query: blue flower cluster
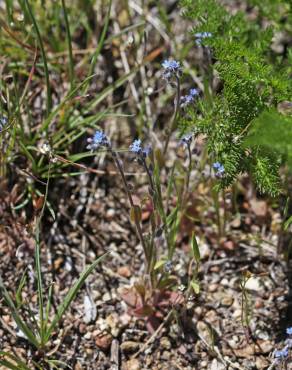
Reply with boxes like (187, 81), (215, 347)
(161, 59), (182, 81)
(129, 139), (142, 153)
(180, 88), (199, 108)
(195, 32), (212, 46)
(129, 139), (151, 158)
(87, 130), (110, 151)
(273, 326), (292, 361)
(180, 133), (193, 147)
(164, 260), (173, 273)
(213, 162), (225, 178)
(275, 348), (288, 359)
(0, 117), (8, 132)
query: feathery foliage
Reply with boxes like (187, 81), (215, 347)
(180, 0), (292, 196)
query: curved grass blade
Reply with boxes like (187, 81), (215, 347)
(61, 0), (74, 89)
(44, 252), (109, 343)
(0, 276), (40, 348)
(24, 0), (52, 116)
(0, 359), (20, 370)
(0, 352), (31, 370)
(88, 0), (112, 82)
(40, 73), (98, 133)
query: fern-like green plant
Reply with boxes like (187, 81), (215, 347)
(180, 0), (292, 196)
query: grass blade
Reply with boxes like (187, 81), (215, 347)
(44, 283), (53, 334)
(44, 253), (109, 343)
(15, 268), (27, 309)
(0, 276), (40, 348)
(35, 234), (44, 345)
(40, 73), (98, 133)
(0, 359), (20, 370)
(24, 0), (52, 116)
(89, 0), (112, 80)
(61, 0), (74, 89)
(0, 352), (31, 370)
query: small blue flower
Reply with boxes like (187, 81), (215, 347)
(213, 162), (222, 169)
(190, 88), (199, 96)
(0, 117), (8, 132)
(87, 130), (109, 151)
(180, 88), (199, 108)
(274, 348), (289, 359)
(162, 59), (181, 70)
(130, 139), (152, 158)
(287, 327), (292, 336)
(142, 145), (152, 157)
(195, 32), (212, 46)
(164, 260), (173, 273)
(180, 133), (193, 147)
(129, 139), (142, 153)
(213, 162), (225, 178)
(162, 59), (182, 80)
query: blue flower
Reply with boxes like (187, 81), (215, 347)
(162, 59), (182, 80)
(213, 162), (222, 169)
(213, 162), (225, 178)
(180, 133), (193, 147)
(0, 117), (8, 132)
(274, 348), (289, 359)
(180, 88), (199, 108)
(129, 139), (142, 154)
(190, 88), (199, 96)
(142, 145), (152, 157)
(162, 59), (181, 71)
(130, 140), (152, 158)
(195, 32), (212, 46)
(87, 130), (109, 150)
(287, 327), (292, 336)
(164, 260), (173, 273)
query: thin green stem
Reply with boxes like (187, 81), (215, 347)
(61, 0), (74, 89)
(4, 0), (13, 23)
(83, 0), (112, 93)
(142, 157), (155, 193)
(35, 161), (51, 347)
(24, 0), (52, 116)
(183, 143), (192, 206)
(222, 188), (227, 236)
(212, 187), (222, 238)
(163, 77), (181, 155)
(110, 150), (150, 271)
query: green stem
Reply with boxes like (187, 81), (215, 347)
(35, 161), (51, 346)
(163, 77), (181, 155)
(213, 187), (222, 237)
(111, 150), (150, 272)
(183, 143), (192, 206)
(61, 0), (74, 89)
(24, 0), (52, 116)
(4, 0), (13, 23)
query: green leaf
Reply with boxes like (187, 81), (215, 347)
(130, 205), (142, 223)
(0, 352), (30, 370)
(154, 259), (168, 270)
(15, 269), (27, 309)
(157, 276), (177, 290)
(284, 216), (292, 231)
(0, 276), (40, 348)
(44, 253), (108, 343)
(88, 0), (113, 81)
(190, 279), (200, 294)
(35, 228), (45, 344)
(191, 232), (200, 263)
